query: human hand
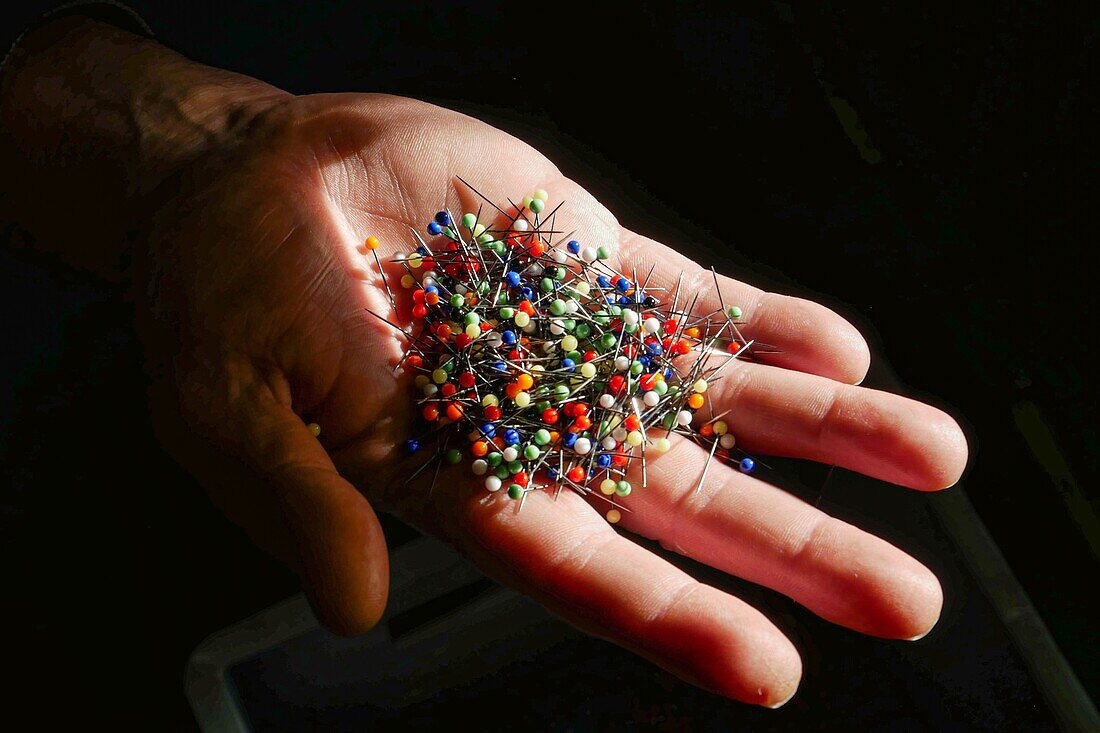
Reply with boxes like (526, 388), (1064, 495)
(0, 20), (967, 708)
(145, 92), (966, 707)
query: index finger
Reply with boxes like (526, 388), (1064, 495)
(471, 176), (874, 383)
(617, 229), (871, 384)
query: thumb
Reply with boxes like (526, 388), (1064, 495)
(233, 379), (390, 636)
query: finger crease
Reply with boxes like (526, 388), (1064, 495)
(643, 580), (701, 629)
(744, 289), (767, 328)
(814, 387), (845, 449)
(785, 512), (833, 577)
(546, 529), (618, 582)
(663, 481), (723, 554)
(720, 362), (754, 405)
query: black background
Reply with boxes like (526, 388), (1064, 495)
(1, 2), (1096, 730)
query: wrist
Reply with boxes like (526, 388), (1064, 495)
(109, 29), (291, 198)
(0, 16), (291, 275)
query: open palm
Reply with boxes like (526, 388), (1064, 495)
(151, 92), (967, 707)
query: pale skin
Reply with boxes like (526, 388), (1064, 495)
(0, 18), (968, 708)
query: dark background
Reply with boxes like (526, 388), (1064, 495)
(1, 1), (1096, 730)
